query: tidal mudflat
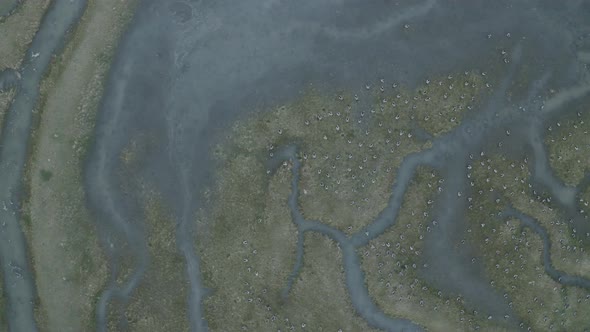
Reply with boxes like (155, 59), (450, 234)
(2, 0), (590, 331)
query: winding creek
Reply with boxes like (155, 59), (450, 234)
(0, 1), (87, 331)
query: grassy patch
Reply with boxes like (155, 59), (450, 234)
(39, 169), (52, 181)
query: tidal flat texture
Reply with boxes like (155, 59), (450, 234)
(2, 0), (590, 331)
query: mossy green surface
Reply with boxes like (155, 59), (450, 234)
(218, 72), (485, 236)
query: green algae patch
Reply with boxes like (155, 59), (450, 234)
(411, 71), (486, 137)
(220, 87), (428, 235)
(39, 169), (52, 181)
(470, 153), (590, 279)
(214, 72), (486, 236)
(199, 157), (378, 330)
